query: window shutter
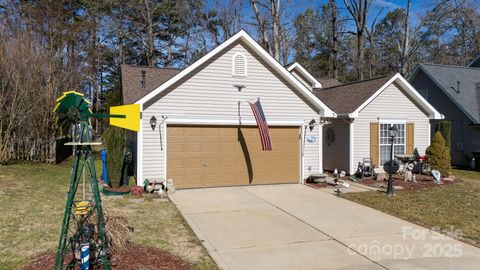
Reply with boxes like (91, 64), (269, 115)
(406, 123), (414, 154)
(370, 122), (379, 167)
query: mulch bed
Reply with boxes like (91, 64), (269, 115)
(305, 181), (331, 189)
(104, 186), (132, 193)
(358, 174), (459, 191)
(22, 244), (192, 270)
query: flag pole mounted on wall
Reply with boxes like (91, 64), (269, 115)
(248, 98), (272, 151)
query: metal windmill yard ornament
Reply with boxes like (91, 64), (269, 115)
(53, 91), (139, 270)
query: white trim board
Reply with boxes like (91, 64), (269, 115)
(349, 121), (355, 175)
(287, 62), (322, 89)
(165, 117), (305, 126)
(135, 30), (335, 118)
(348, 73), (443, 120)
(136, 103), (144, 186)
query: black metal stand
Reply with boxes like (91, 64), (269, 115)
(386, 137), (395, 196)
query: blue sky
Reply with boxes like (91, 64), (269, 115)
(207, 0), (441, 30)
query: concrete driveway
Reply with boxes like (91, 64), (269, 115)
(170, 184), (480, 270)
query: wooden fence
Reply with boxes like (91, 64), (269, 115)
(3, 135), (71, 163)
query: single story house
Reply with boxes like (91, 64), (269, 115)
(314, 74), (443, 174)
(121, 30), (335, 188)
(121, 30), (442, 188)
(409, 63), (480, 166)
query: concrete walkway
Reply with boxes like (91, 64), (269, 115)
(170, 184), (480, 270)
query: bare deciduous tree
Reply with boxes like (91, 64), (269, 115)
(343, 0), (370, 80)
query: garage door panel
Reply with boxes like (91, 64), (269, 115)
(186, 143), (202, 152)
(203, 143), (219, 152)
(167, 125), (299, 188)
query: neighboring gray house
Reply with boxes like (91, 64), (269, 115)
(467, 55), (480, 68)
(315, 74), (442, 174)
(409, 63), (480, 166)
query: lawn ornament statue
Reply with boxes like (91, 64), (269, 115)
(53, 91), (139, 270)
(404, 163), (415, 182)
(431, 170), (441, 184)
(120, 148), (134, 187)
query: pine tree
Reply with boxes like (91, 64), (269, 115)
(426, 131), (452, 177)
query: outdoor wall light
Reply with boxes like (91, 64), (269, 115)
(386, 125), (399, 196)
(233, 84), (246, 91)
(308, 119), (316, 131)
(150, 115), (157, 131)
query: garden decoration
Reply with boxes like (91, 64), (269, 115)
(101, 149), (108, 185)
(53, 91), (139, 270)
(404, 163), (415, 182)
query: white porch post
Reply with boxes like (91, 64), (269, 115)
(318, 120), (323, 173)
(136, 104), (143, 186)
(349, 120), (355, 175)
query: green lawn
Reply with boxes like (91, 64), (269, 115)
(342, 169), (480, 247)
(0, 161), (218, 270)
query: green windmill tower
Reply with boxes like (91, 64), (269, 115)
(53, 91), (139, 269)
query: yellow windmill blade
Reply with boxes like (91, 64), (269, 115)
(109, 104), (140, 132)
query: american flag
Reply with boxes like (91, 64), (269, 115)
(249, 99), (272, 151)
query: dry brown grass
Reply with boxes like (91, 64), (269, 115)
(0, 161), (218, 270)
(103, 208), (134, 256)
(342, 169), (480, 248)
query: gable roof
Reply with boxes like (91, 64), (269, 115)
(315, 73), (443, 119)
(314, 75), (393, 115)
(410, 63), (480, 124)
(286, 62), (322, 89)
(134, 30), (335, 117)
(121, 65), (181, 104)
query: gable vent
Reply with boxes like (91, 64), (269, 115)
(232, 53), (247, 76)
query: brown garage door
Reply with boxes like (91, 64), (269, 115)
(167, 125), (300, 188)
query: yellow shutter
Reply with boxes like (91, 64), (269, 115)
(370, 122), (379, 167)
(406, 123), (414, 154)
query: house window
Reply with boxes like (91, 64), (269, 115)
(232, 53), (247, 76)
(379, 123), (405, 166)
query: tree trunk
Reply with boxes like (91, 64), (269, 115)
(145, 0), (154, 67)
(250, 0), (272, 55)
(401, 0), (411, 75)
(357, 30), (365, 80)
(280, 25), (288, 65)
(343, 0), (368, 80)
(272, 0), (281, 61)
(329, 0), (338, 79)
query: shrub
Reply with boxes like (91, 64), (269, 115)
(437, 121), (451, 149)
(426, 131), (451, 177)
(104, 126), (125, 187)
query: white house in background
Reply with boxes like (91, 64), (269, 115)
(314, 73), (443, 174)
(121, 30), (335, 188)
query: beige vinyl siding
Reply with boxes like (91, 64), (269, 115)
(290, 69), (313, 90)
(354, 82), (430, 172)
(323, 119), (350, 172)
(140, 41), (320, 183)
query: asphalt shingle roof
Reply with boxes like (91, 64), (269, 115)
(418, 64), (480, 124)
(318, 77), (342, 88)
(121, 64), (182, 104)
(314, 75), (394, 115)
